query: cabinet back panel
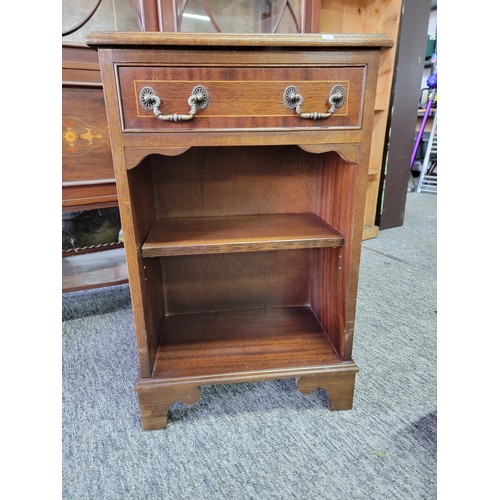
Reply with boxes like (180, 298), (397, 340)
(152, 146), (316, 218)
(162, 250), (312, 314)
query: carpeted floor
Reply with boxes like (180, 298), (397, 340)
(62, 192), (437, 500)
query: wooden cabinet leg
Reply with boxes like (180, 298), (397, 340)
(136, 383), (201, 430)
(296, 371), (357, 411)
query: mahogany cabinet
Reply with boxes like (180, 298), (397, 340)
(86, 32), (392, 430)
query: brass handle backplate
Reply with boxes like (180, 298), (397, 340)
(283, 85), (346, 120)
(139, 85), (209, 122)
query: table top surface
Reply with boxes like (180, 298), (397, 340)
(85, 32), (394, 49)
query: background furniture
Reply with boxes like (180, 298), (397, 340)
(376, 0), (435, 228)
(317, 0), (402, 239)
(62, 43), (129, 292)
(87, 31), (391, 429)
(62, 0), (321, 292)
(62, 0), (142, 291)
(65, 1), (439, 291)
(152, 0), (405, 238)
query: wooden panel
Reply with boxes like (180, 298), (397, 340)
(81, 54), (163, 377)
(339, 0), (401, 108)
(141, 0), (161, 31)
(126, 158), (166, 375)
(122, 129), (362, 150)
(62, 43), (123, 292)
(62, 43), (117, 210)
(62, 68), (102, 85)
(142, 213), (344, 257)
(157, 0), (177, 31)
(301, 0), (322, 32)
(363, 173), (380, 234)
(318, 0), (402, 240)
(378, 0), (431, 229)
(319, 0), (345, 33)
(162, 250), (310, 315)
(63, 43), (100, 65)
(368, 109), (388, 173)
(85, 31), (393, 47)
(62, 87), (113, 183)
(362, 225), (379, 240)
(151, 146), (317, 218)
(62, 248), (128, 293)
(62, 182), (118, 209)
(118, 65), (365, 132)
(311, 151), (358, 358)
(109, 46), (375, 67)
(152, 306), (342, 380)
(340, 0), (401, 238)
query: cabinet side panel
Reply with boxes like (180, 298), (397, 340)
(98, 49), (157, 378)
(343, 50), (380, 358)
(311, 51), (380, 360)
(127, 160), (166, 372)
(311, 152), (358, 358)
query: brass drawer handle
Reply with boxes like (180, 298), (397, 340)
(139, 85), (209, 122)
(283, 85), (345, 120)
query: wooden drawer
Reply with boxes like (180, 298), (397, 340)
(117, 65), (366, 132)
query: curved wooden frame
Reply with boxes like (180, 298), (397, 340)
(175, 0), (301, 33)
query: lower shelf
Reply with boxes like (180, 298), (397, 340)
(151, 306), (342, 382)
(62, 247), (128, 292)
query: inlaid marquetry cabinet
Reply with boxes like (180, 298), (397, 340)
(86, 32), (392, 430)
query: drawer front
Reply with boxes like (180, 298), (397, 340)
(117, 66), (366, 132)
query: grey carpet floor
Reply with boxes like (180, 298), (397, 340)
(62, 192), (437, 500)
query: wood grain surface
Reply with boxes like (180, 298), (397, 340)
(152, 306), (342, 380)
(142, 213), (344, 257)
(90, 33), (384, 427)
(85, 31), (393, 48)
(118, 65), (364, 131)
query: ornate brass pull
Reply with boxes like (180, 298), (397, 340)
(139, 85), (209, 122)
(283, 85), (345, 120)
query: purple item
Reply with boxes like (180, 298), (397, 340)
(410, 72), (437, 170)
(427, 72), (437, 89)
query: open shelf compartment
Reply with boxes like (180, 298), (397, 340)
(152, 306), (342, 382)
(127, 146), (357, 382)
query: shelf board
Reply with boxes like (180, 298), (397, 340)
(152, 306), (342, 382)
(142, 213), (344, 257)
(62, 247), (128, 292)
